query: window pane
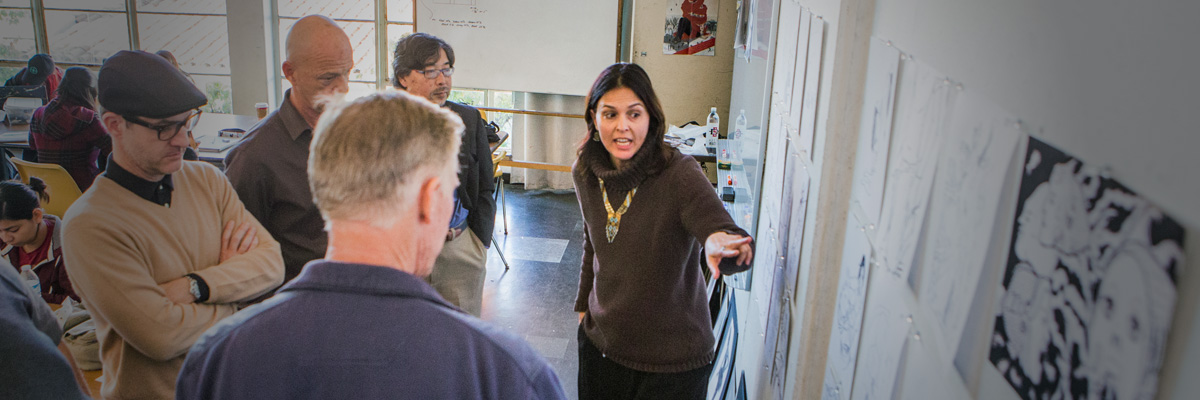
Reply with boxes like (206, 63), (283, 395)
(0, 8), (36, 62)
(387, 0), (413, 23)
(137, 0), (225, 14)
(385, 23), (414, 83)
(0, 65), (21, 82)
(278, 18), (376, 82)
(278, 78), (376, 102)
(278, 0), (372, 20)
(448, 89), (484, 107)
(44, 0), (124, 11)
(192, 74), (232, 114)
(490, 91), (514, 134)
(46, 10), (130, 65)
(0, 1), (28, 7)
(138, 14), (230, 74)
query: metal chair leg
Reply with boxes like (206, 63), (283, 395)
(492, 238), (510, 270)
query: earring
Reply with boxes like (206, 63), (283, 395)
(592, 132), (600, 142)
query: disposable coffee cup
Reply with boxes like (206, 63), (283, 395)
(255, 102), (269, 119)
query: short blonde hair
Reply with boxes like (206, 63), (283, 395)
(308, 90), (463, 221)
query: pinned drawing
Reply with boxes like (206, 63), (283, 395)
(795, 14), (824, 161)
(762, 146), (811, 389)
(916, 91), (1020, 357)
(708, 293), (739, 399)
(990, 137), (1185, 400)
(768, 0), (803, 116)
(850, 274), (914, 400)
(849, 38), (900, 227)
(664, 0), (720, 56)
(821, 217), (873, 400)
(874, 57), (957, 279)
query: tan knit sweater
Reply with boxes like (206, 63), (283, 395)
(63, 161), (284, 400)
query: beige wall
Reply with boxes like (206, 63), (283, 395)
(630, 0), (737, 131)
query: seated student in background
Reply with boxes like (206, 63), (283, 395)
(0, 178), (79, 304)
(29, 66), (112, 191)
(177, 91), (566, 400)
(63, 50), (284, 400)
(0, 258), (89, 399)
(2, 54), (64, 104)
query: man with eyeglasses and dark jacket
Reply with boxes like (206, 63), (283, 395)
(392, 33), (496, 317)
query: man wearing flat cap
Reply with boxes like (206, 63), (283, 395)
(62, 50), (284, 400)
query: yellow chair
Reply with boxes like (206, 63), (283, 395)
(9, 157), (84, 218)
(491, 150), (511, 270)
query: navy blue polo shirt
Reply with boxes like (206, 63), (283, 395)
(176, 261), (566, 400)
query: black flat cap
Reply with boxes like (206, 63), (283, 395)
(99, 50), (206, 119)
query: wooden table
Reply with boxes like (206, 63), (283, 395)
(0, 114), (260, 167)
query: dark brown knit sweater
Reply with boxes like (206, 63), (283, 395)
(573, 144), (749, 373)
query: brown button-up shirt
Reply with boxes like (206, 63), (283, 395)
(224, 90), (323, 282)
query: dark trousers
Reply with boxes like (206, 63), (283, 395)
(578, 324), (713, 400)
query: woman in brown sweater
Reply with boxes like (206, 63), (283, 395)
(573, 63), (754, 399)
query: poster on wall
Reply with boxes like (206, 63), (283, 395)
(989, 136), (1186, 400)
(664, 0), (719, 56)
(733, 0), (753, 61)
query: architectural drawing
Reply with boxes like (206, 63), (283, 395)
(821, 219), (872, 400)
(709, 294), (739, 399)
(786, 10), (812, 132)
(769, 0), (802, 116)
(850, 274), (913, 400)
(874, 57), (957, 279)
(849, 38), (900, 227)
(990, 137), (1185, 400)
(795, 15), (823, 161)
(916, 91), (1020, 357)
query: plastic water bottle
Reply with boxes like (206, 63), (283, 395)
(705, 107), (720, 152)
(20, 265), (40, 293)
(733, 110), (747, 164)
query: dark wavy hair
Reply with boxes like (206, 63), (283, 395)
(0, 178), (48, 221)
(56, 67), (98, 110)
(391, 33), (455, 89)
(577, 63), (670, 165)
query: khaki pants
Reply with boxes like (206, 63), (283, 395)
(426, 229), (487, 316)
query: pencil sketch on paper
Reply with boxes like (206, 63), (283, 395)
(709, 293), (739, 399)
(769, 0), (802, 116)
(916, 91), (1020, 357)
(821, 223), (872, 400)
(990, 137), (1185, 400)
(795, 15), (823, 161)
(850, 274), (913, 400)
(786, 10), (812, 132)
(849, 38), (900, 227)
(763, 147), (807, 380)
(874, 58), (957, 279)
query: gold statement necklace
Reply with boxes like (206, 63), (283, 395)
(598, 178), (637, 243)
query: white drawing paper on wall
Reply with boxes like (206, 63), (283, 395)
(795, 14), (824, 161)
(850, 273), (913, 400)
(786, 10), (812, 136)
(761, 146), (810, 386)
(820, 217), (872, 400)
(769, 0), (802, 117)
(849, 38), (900, 227)
(873, 57), (957, 279)
(916, 91), (1020, 358)
(989, 137), (1185, 400)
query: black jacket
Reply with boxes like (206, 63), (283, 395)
(445, 101), (496, 246)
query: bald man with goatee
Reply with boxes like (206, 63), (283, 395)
(225, 15), (353, 283)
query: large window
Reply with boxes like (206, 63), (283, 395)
(275, 0), (414, 99)
(0, 0), (232, 113)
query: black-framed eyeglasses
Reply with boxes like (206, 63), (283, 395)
(122, 110), (203, 141)
(419, 67), (454, 79)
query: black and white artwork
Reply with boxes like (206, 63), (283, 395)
(708, 294), (739, 400)
(990, 137), (1185, 400)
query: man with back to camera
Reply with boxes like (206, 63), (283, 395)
(62, 50), (284, 399)
(392, 32), (495, 317)
(225, 15), (354, 283)
(176, 90), (567, 400)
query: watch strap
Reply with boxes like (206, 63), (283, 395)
(185, 273), (210, 303)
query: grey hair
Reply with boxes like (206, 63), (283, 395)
(308, 90), (463, 222)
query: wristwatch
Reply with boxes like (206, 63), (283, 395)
(187, 275), (202, 301)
